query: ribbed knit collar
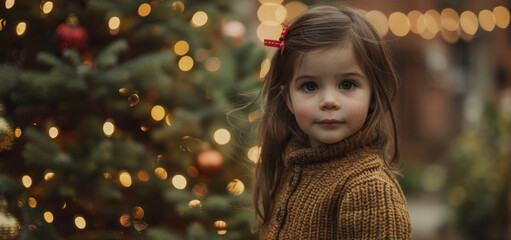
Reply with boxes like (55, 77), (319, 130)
(283, 126), (381, 166)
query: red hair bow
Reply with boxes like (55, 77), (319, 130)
(264, 25), (290, 55)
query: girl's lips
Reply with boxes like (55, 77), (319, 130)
(316, 120), (343, 126)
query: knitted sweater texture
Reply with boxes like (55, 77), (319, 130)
(259, 131), (412, 239)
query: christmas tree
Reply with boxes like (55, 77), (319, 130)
(0, 0), (264, 239)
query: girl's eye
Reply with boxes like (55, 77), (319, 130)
(340, 81), (355, 90)
(301, 82), (318, 92)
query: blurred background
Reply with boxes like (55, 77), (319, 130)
(0, 0), (510, 239)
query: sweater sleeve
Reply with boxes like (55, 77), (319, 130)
(337, 177), (412, 239)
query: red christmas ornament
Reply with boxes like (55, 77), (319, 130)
(194, 149), (224, 178)
(55, 14), (88, 54)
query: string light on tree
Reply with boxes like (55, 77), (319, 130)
(44, 170), (55, 181)
(441, 8), (460, 31)
(389, 12), (410, 37)
(214, 220), (227, 235)
(74, 215), (86, 229)
(138, 3), (151, 17)
(138, 170), (150, 182)
(247, 146), (261, 163)
(154, 167), (168, 180)
(205, 57), (221, 72)
(132, 206), (144, 219)
(172, 1), (185, 13)
(43, 211), (54, 223)
(258, 3), (287, 23)
(48, 126), (59, 139)
(171, 175), (187, 190)
(16, 22), (26, 36)
(22, 175), (32, 188)
(27, 197), (37, 208)
(226, 179), (245, 195)
(119, 214), (131, 227)
(191, 11), (208, 27)
(178, 56), (194, 71)
(213, 128), (230, 145)
(174, 40), (189, 56)
(41, 1), (53, 14)
(151, 105), (165, 121)
(108, 16), (120, 35)
(365, 10), (388, 37)
(188, 199), (202, 208)
(119, 171), (132, 187)
(5, 0), (14, 9)
(103, 119), (115, 137)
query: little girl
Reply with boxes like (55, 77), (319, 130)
(253, 4), (412, 239)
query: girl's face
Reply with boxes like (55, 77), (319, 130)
(286, 43), (371, 147)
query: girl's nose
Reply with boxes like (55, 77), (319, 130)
(319, 90), (340, 110)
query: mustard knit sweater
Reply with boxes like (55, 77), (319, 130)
(259, 132), (412, 239)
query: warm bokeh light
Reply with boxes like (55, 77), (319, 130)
(42, 1), (53, 14)
(119, 171), (132, 187)
(16, 22), (26, 36)
(108, 16), (120, 30)
(154, 167), (168, 180)
(15, 127), (22, 137)
(48, 126), (59, 138)
(258, 3), (287, 23)
(460, 11), (479, 35)
(187, 166), (199, 177)
(138, 3), (151, 17)
(222, 20), (246, 39)
(5, 0), (14, 9)
(22, 175), (32, 188)
(174, 40), (189, 56)
(172, 175), (187, 190)
(62, 202), (67, 209)
(259, 58), (271, 79)
(165, 114), (173, 126)
(205, 57), (221, 72)
(365, 10), (388, 37)
(74, 216), (86, 229)
(178, 56), (194, 71)
(191, 11), (208, 27)
(151, 105), (165, 121)
(44, 170), (55, 181)
(192, 183), (208, 198)
(103, 119), (115, 137)
(257, 22), (283, 44)
(138, 170), (150, 182)
(494, 6), (510, 29)
(440, 28), (460, 44)
(226, 179), (245, 195)
(188, 199), (202, 208)
(44, 211), (54, 223)
(132, 206), (144, 219)
(441, 8), (459, 31)
(128, 93), (139, 107)
(214, 220), (227, 235)
(479, 9), (496, 31)
(120, 214), (131, 227)
(284, 1), (307, 23)
(103, 172), (112, 180)
(259, 0), (283, 3)
(213, 128), (231, 145)
(425, 9), (441, 34)
(28, 197), (37, 208)
(417, 14), (436, 35)
(408, 10), (424, 34)
(389, 12), (410, 37)
(172, 1), (184, 13)
(247, 146), (261, 163)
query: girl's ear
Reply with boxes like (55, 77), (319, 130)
(282, 85), (295, 114)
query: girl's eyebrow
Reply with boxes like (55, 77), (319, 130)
(337, 72), (366, 79)
(293, 75), (317, 82)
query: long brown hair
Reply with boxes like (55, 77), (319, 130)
(253, 4), (400, 227)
